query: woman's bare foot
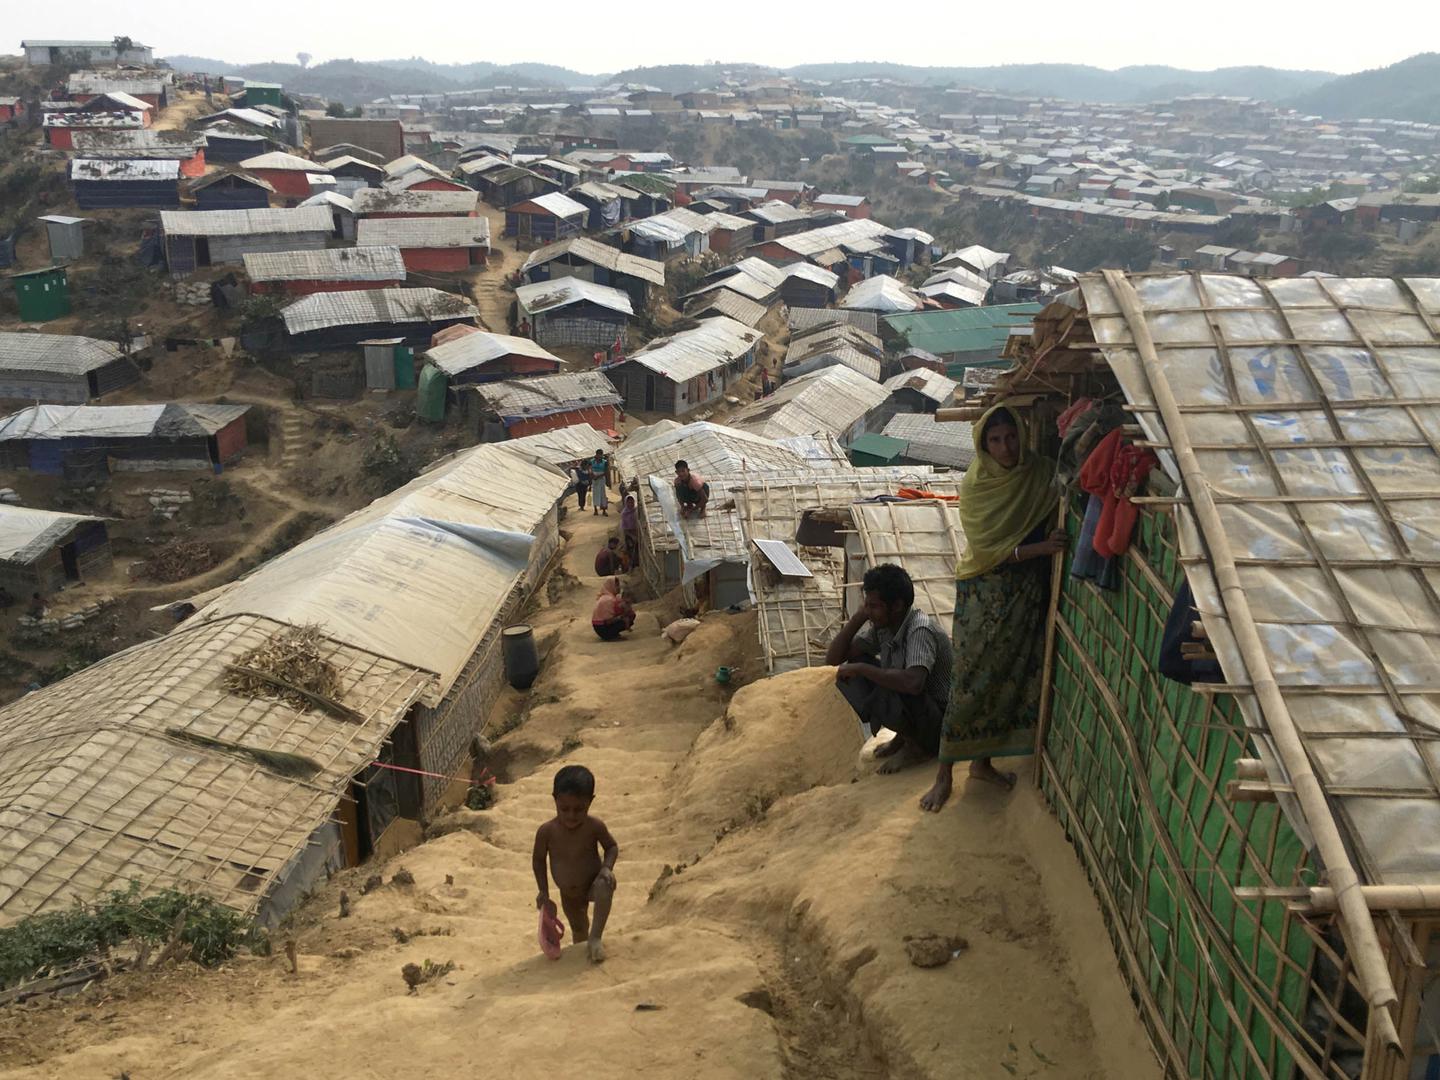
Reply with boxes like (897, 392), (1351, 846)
(919, 763), (954, 812)
(587, 938), (606, 964)
(968, 759), (1017, 791)
(872, 733), (905, 759)
(877, 741), (929, 775)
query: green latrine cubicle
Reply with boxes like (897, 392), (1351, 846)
(10, 266), (70, 322)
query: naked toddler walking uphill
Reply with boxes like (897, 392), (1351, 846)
(532, 765), (619, 963)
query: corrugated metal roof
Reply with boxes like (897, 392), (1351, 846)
(243, 246), (407, 283)
(424, 331), (561, 376)
(516, 278), (633, 317)
(691, 290), (768, 328)
(472, 372), (621, 420)
(160, 205), (334, 238)
(784, 262), (840, 289)
(710, 257), (787, 293)
(786, 308), (878, 334)
(282, 288), (479, 335)
(775, 217), (891, 259)
(520, 237), (664, 288)
(882, 302), (1043, 357)
(356, 216), (490, 249)
(625, 316), (761, 382)
(746, 200), (811, 224)
(520, 191), (588, 219)
(731, 365), (888, 441)
(241, 151), (326, 172)
(882, 367), (958, 405)
(0, 332), (125, 375)
(69, 158), (179, 181)
(0, 506), (105, 565)
(352, 187), (478, 216)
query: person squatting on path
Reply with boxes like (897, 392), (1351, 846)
(590, 450), (611, 516)
(674, 460), (709, 518)
(919, 401), (1065, 813)
(828, 563), (952, 774)
(532, 765), (618, 963)
(594, 536), (627, 577)
(591, 577), (635, 640)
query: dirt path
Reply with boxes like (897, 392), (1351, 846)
(468, 203), (515, 332)
(0, 510), (1161, 1080)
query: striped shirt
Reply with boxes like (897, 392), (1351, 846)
(853, 606), (953, 712)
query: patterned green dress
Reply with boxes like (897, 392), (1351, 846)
(939, 557), (1050, 763)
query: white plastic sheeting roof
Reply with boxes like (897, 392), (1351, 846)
(515, 277), (633, 317)
(424, 331), (561, 377)
(195, 443), (570, 705)
(625, 316), (761, 383)
(243, 246), (406, 283)
(281, 288), (478, 335)
(841, 274), (925, 313)
(160, 205), (333, 238)
(731, 366), (889, 441)
(0, 505), (104, 564)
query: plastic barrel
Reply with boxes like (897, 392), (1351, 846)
(502, 624), (539, 690)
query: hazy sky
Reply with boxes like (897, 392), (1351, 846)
(14, 0), (1436, 74)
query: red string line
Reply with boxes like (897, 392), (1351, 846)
(368, 761), (495, 786)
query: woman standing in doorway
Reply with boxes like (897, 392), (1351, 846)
(919, 401), (1064, 812)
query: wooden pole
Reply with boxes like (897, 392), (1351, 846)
(1031, 499), (1067, 784)
(1100, 268), (1402, 1052)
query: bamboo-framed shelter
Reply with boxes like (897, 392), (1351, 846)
(735, 471), (959, 673)
(950, 270), (1440, 1079)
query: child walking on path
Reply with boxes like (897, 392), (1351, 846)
(532, 765), (619, 962)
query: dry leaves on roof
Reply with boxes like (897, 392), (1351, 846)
(223, 624), (354, 720)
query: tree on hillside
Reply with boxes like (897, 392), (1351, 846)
(324, 101), (348, 117)
(297, 53), (313, 70)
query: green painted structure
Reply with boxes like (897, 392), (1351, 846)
(883, 303), (1041, 369)
(415, 363), (447, 422)
(242, 83), (284, 109)
(11, 266), (70, 322)
(846, 432), (906, 466)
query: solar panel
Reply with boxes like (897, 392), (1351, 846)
(752, 538), (813, 578)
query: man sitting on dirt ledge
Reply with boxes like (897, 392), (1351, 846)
(827, 563), (950, 773)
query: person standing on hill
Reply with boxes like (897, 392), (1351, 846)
(919, 402), (1064, 812)
(590, 450), (611, 517)
(827, 563), (950, 774)
(571, 458), (590, 510)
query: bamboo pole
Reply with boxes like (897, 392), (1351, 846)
(1100, 268), (1402, 1052)
(1234, 885), (1440, 914)
(1031, 499), (1067, 780)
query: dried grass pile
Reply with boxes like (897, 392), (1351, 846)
(223, 624), (351, 717)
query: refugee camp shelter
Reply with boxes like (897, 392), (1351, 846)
(0, 331), (141, 402)
(240, 151), (329, 201)
(879, 410), (973, 468)
(881, 367), (958, 413)
(468, 371), (621, 439)
(424, 330), (562, 386)
(783, 323), (885, 382)
(0, 439), (574, 930)
(519, 237), (664, 312)
(609, 317), (761, 417)
(0, 505), (110, 593)
(351, 187), (479, 218)
(69, 158), (180, 209)
(882, 302), (1042, 375)
(973, 270), (1440, 1080)
(839, 274), (924, 313)
(0, 403), (250, 475)
(515, 278), (633, 351)
(160, 206), (333, 275)
(355, 216), (490, 271)
(189, 170), (276, 211)
(243, 246), (407, 296)
(505, 192), (588, 248)
(732, 364), (888, 442)
(281, 288), (478, 351)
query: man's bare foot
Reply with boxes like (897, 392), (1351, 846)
(587, 938), (606, 964)
(872, 733), (905, 759)
(877, 741), (929, 775)
(968, 761), (1017, 791)
(919, 772), (952, 812)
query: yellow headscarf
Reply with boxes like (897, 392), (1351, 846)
(954, 400), (1059, 580)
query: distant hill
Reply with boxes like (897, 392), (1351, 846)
(161, 55), (603, 100)
(1287, 53), (1440, 122)
(605, 63), (779, 93)
(783, 61), (1337, 102)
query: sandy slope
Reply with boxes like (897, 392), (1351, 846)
(0, 509), (1159, 1080)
